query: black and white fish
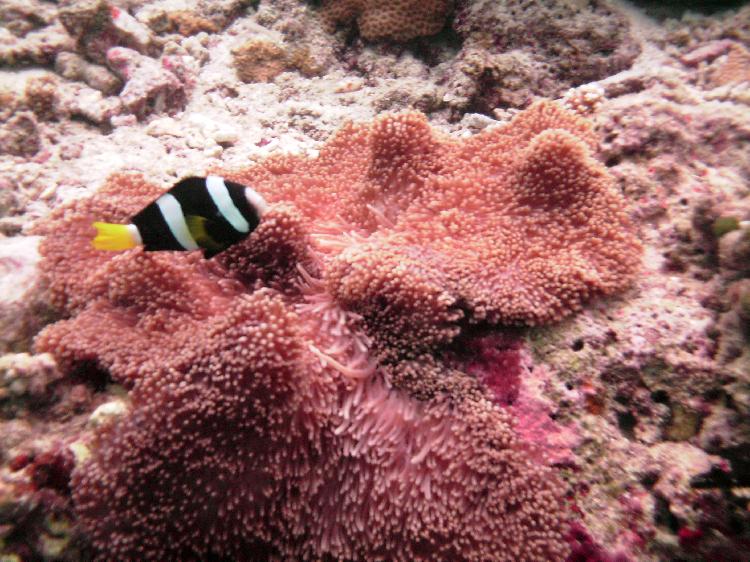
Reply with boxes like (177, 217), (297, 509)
(92, 176), (268, 258)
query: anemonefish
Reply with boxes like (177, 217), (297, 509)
(92, 176), (268, 258)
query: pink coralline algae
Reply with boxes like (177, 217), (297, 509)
(447, 335), (581, 467)
(33, 102), (642, 560)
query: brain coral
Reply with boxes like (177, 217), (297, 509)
(34, 101), (641, 560)
(321, 0), (454, 41)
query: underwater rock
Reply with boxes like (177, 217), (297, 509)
(638, 442), (725, 523)
(57, 82), (123, 125)
(54, 52), (122, 96)
(664, 3), (750, 51)
(0, 112), (41, 158)
(23, 75), (59, 121)
(445, 0), (640, 113)
(106, 47), (186, 118)
(144, 9), (219, 36)
(708, 42), (750, 87)
(718, 226), (750, 275)
(680, 39), (735, 66)
(136, 0), (249, 36)
(0, 353), (60, 417)
(712, 278), (750, 365)
(0, 21), (74, 67)
(86, 399), (128, 429)
(0, 0), (57, 38)
(58, 0), (154, 64)
(562, 83), (606, 116)
(0, 237), (48, 353)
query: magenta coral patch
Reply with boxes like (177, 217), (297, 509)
(461, 334), (524, 406)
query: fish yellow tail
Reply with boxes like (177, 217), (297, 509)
(91, 222), (139, 251)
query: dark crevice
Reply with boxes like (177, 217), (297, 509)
(616, 409), (637, 439)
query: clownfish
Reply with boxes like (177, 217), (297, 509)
(92, 176), (268, 258)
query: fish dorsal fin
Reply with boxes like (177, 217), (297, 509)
(184, 215), (223, 251)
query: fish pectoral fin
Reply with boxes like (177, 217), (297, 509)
(91, 222), (138, 251)
(184, 215), (223, 251)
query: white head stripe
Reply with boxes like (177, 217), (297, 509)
(206, 176), (250, 233)
(244, 186), (268, 217)
(127, 224), (143, 246)
(156, 193), (199, 250)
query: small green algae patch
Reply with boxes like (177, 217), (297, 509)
(712, 216), (740, 238)
(664, 403), (701, 441)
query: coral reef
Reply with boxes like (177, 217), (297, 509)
(0, 112), (41, 158)
(529, 7), (750, 556)
(137, 0), (250, 35)
(2, 0), (750, 560)
(321, 0), (454, 41)
(0, 236), (50, 353)
(710, 42), (750, 86)
(28, 101), (641, 559)
(57, 0), (155, 64)
(54, 52), (122, 96)
(0, 0), (74, 67)
(444, 0), (641, 113)
(0, 353), (59, 418)
(664, 3), (750, 51)
(106, 46), (186, 118)
(316, 0), (641, 117)
(233, 38), (290, 82)
(232, 37), (324, 83)
(0, 0), (250, 126)
(0, 350), (95, 560)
